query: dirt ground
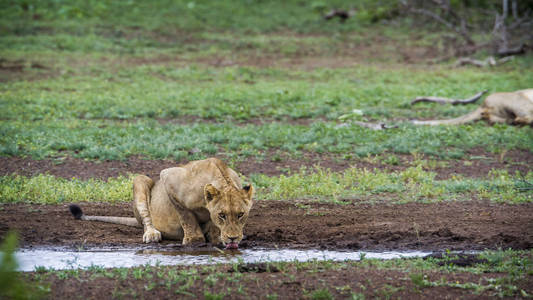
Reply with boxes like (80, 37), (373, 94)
(1, 147), (531, 181)
(2, 200), (531, 251)
(35, 259), (533, 300)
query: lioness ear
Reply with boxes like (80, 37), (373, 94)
(243, 184), (254, 200)
(204, 184), (220, 202)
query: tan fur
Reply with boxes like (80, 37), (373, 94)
(80, 158), (254, 246)
(412, 89), (533, 126)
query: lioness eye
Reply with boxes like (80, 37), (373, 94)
(219, 213), (226, 220)
(237, 212), (244, 219)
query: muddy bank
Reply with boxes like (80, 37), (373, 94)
(1, 148), (531, 181)
(32, 259), (533, 300)
(1, 201), (531, 251)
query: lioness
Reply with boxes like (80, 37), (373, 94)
(69, 158), (254, 249)
(412, 89), (533, 126)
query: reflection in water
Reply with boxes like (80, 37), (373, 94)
(14, 247), (432, 272)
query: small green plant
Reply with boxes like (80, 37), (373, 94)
(309, 288), (334, 300)
(113, 268), (129, 280)
(377, 284), (404, 300)
(359, 252), (367, 261)
(350, 293), (365, 300)
(382, 155), (400, 166)
(34, 266), (48, 273)
(266, 293), (278, 300)
(204, 290), (225, 300)
(410, 273), (430, 289)
(204, 274), (218, 286)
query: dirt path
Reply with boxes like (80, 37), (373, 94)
(1, 148), (531, 181)
(2, 201), (531, 250)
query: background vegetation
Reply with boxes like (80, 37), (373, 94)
(1, 0), (532, 201)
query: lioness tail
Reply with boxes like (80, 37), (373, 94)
(412, 107), (483, 125)
(68, 204), (141, 227)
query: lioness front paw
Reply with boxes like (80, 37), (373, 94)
(143, 228), (162, 243)
(182, 235), (205, 245)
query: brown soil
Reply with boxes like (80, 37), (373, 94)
(2, 200), (531, 251)
(0, 57), (54, 82)
(1, 147), (531, 181)
(119, 31), (441, 70)
(30, 260), (532, 300)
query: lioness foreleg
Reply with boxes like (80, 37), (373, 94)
(171, 203), (206, 245)
(132, 175), (161, 243)
(161, 168), (206, 245)
(203, 220), (222, 245)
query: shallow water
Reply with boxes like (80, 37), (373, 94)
(14, 247), (432, 272)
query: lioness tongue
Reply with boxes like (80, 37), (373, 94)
(225, 243), (239, 250)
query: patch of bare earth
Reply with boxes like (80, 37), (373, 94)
(1, 201), (531, 250)
(1, 147), (531, 180)
(0, 58), (54, 82)
(65, 33), (445, 76)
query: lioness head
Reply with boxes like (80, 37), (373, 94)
(204, 183), (254, 249)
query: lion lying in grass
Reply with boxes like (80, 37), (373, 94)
(70, 158), (254, 249)
(412, 89), (533, 126)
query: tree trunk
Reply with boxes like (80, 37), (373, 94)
(511, 0), (518, 19)
(502, 0), (508, 18)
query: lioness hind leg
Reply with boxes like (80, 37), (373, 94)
(487, 114), (507, 124)
(513, 116), (533, 126)
(132, 175), (161, 243)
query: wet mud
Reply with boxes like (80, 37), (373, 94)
(1, 200), (531, 251)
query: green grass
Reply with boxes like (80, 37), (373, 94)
(1, 63), (532, 122)
(1, 44), (532, 163)
(1, 118), (531, 161)
(1, 167), (531, 204)
(0, 0), (397, 36)
(0, 174), (133, 204)
(255, 166), (533, 204)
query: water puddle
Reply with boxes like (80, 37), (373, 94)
(14, 247), (432, 272)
